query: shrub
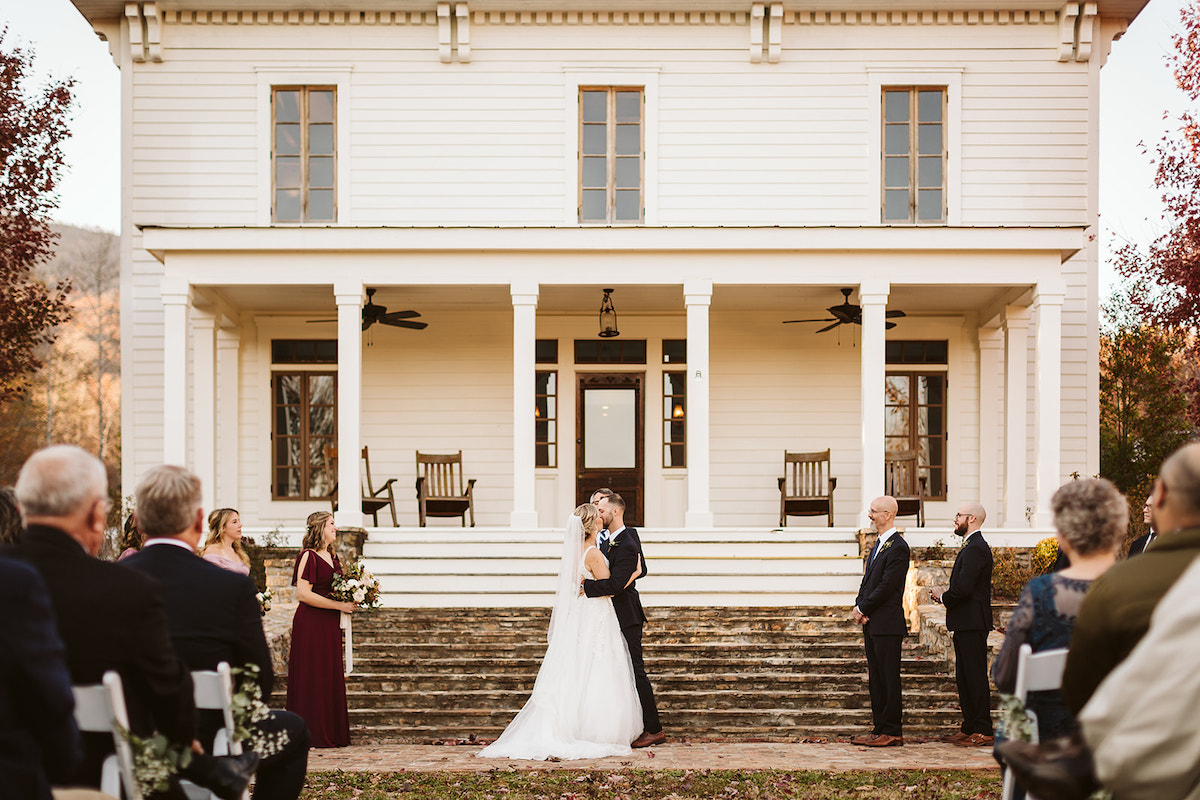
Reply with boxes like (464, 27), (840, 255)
(992, 546), (1036, 601)
(1032, 537), (1059, 574)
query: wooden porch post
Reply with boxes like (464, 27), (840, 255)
(161, 278), (191, 466)
(1004, 305), (1031, 528)
(1034, 282), (1065, 528)
(192, 310), (217, 512)
(859, 280), (889, 527)
(978, 326), (1004, 522)
(511, 282), (539, 529)
(685, 280), (714, 528)
(334, 281), (364, 528)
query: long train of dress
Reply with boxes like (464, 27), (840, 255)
(478, 547), (643, 760)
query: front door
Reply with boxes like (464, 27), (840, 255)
(576, 373), (644, 526)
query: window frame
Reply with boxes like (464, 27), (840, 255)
(884, 370), (948, 501)
(881, 86), (947, 225)
(272, 85), (338, 223)
(535, 370), (558, 468)
(562, 67), (660, 225)
(578, 86), (645, 225)
(662, 370), (687, 468)
(255, 66), (350, 227)
(866, 67), (962, 226)
(271, 370), (338, 501)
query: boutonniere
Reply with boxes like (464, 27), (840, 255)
(878, 540), (895, 554)
(608, 536), (621, 549)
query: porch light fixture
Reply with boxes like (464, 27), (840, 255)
(672, 403), (684, 419)
(598, 288), (620, 338)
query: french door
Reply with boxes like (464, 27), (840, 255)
(576, 373), (644, 526)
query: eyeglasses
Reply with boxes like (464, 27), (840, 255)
(954, 513), (972, 519)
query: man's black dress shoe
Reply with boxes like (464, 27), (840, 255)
(183, 751), (260, 800)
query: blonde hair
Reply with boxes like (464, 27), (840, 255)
(302, 511), (333, 552)
(202, 508), (249, 566)
(573, 503), (600, 537)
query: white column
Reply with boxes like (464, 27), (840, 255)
(215, 322), (241, 507)
(1003, 305), (1031, 527)
(192, 310), (217, 512)
(334, 281), (364, 529)
(859, 280), (890, 526)
(161, 279), (191, 466)
(977, 326), (1004, 520)
(685, 281), (714, 528)
(1034, 283), (1065, 527)
(511, 282), (540, 529)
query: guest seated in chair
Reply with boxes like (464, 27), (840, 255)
(125, 467), (310, 800)
(5, 446), (258, 800)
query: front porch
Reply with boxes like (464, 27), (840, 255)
(139, 225), (1086, 535)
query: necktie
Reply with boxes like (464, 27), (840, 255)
(598, 530), (609, 547)
(867, 539), (881, 567)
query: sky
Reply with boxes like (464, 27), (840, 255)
(0, 0), (1194, 300)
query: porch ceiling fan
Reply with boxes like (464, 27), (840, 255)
(782, 288), (906, 332)
(307, 288), (428, 332)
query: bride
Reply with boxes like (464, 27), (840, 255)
(478, 503), (644, 760)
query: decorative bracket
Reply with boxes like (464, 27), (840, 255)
(438, 2), (470, 63)
(125, 2), (162, 62)
(750, 3), (764, 62)
(1076, 1), (1097, 61)
(750, 3), (781, 63)
(1058, 1), (1095, 62)
(767, 3), (782, 63)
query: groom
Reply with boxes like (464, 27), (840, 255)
(582, 489), (665, 748)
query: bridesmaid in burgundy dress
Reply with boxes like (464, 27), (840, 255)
(287, 511), (355, 747)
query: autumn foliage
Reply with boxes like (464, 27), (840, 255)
(0, 29), (74, 399)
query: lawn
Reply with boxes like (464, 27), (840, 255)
(302, 768), (1001, 799)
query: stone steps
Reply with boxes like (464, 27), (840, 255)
(277, 606), (983, 743)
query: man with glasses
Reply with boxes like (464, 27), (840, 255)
(931, 503), (994, 746)
(1127, 495), (1156, 557)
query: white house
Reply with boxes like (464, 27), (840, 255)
(69, 0), (1143, 603)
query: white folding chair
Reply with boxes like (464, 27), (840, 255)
(1001, 644), (1070, 800)
(73, 671), (143, 800)
(182, 662), (249, 800)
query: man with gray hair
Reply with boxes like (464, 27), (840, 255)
(126, 465), (310, 800)
(7, 446), (255, 800)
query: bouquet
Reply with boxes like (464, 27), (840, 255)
(256, 588), (273, 616)
(230, 663), (290, 758)
(116, 725), (193, 797)
(330, 558), (381, 610)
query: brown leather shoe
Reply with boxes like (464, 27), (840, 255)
(941, 732), (971, 744)
(954, 733), (994, 747)
(863, 734), (904, 747)
(850, 733), (878, 746)
(632, 730), (666, 748)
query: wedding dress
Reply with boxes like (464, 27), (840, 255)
(478, 515), (643, 760)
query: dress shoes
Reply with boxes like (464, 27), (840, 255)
(995, 735), (1098, 800)
(850, 733), (879, 746)
(862, 734), (904, 747)
(631, 730), (666, 748)
(940, 731), (971, 744)
(953, 733), (994, 747)
(183, 751), (260, 800)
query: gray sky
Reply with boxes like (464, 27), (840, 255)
(2, 0), (1193, 301)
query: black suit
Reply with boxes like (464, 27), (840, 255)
(942, 531), (994, 736)
(5, 525), (195, 790)
(582, 525), (661, 735)
(855, 531), (911, 736)
(0, 556), (82, 800)
(125, 543), (310, 800)
(1127, 532), (1155, 558)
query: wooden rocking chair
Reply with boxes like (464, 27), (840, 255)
(778, 450), (837, 527)
(324, 445), (400, 527)
(885, 449), (927, 527)
(415, 451), (476, 527)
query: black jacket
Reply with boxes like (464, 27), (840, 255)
(124, 542), (274, 696)
(582, 525), (648, 629)
(943, 532), (994, 632)
(855, 532), (911, 636)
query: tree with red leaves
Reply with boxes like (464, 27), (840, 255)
(0, 29), (74, 400)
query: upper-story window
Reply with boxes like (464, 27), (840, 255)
(579, 88), (644, 224)
(882, 87), (946, 224)
(273, 87), (336, 223)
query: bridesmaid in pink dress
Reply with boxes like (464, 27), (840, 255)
(200, 508), (251, 575)
(287, 511), (354, 747)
